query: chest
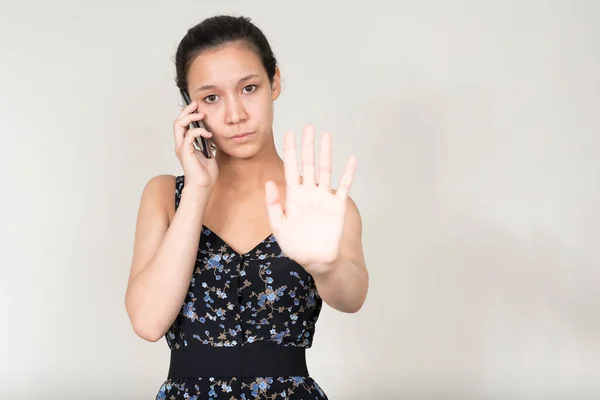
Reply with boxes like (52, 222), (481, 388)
(203, 194), (276, 255)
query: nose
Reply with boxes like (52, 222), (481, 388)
(225, 96), (248, 124)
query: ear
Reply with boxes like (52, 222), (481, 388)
(271, 67), (282, 101)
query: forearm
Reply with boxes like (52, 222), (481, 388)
(126, 186), (209, 340)
(309, 258), (368, 313)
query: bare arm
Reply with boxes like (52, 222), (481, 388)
(124, 175), (210, 342)
(307, 196), (369, 313)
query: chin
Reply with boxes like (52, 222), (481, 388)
(218, 133), (270, 159)
(217, 142), (262, 160)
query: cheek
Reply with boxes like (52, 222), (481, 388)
(200, 104), (224, 132)
(247, 95), (273, 124)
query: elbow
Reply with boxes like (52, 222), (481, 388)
(332, 296), (366, 314)
(125, 296), (166, 342)
(344, 301), (365, 314)
(130, 317), (166, 342)
(345, 286), (368, 314)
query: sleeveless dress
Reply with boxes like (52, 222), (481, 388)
(154, 175), (328, 399)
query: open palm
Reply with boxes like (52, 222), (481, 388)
(265, 125), (357, 274)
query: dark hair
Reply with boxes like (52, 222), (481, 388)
(175, 15), (278, 90)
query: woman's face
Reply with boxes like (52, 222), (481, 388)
(186, 42), (281, 159)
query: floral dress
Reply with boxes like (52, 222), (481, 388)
(154, 175), (328, 399)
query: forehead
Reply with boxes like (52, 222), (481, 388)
(187, 43), (265, 89)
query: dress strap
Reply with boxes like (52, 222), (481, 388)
(174, 175), (184, 211)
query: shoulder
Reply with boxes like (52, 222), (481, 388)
(141, 174), (177, 197)
(138, 174), (178, 221)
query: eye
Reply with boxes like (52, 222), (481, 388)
(204, 94), (219, 104)
(242, 85), (257, 94)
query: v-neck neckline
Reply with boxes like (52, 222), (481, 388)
(202, 224), (275, 257)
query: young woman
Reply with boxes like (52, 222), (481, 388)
(125, 15), (369, 399)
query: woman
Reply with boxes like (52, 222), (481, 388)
(125, 15), (369, 399)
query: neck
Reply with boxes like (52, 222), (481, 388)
(214, 139), (285, 195)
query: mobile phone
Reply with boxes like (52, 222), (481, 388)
(180, 88), (213, 158)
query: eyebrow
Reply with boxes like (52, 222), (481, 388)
(195, 74), (261, 92)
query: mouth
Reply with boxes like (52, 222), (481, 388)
(230, 132), (254, 141)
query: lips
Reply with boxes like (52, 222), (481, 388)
(231, 132), (254, 139)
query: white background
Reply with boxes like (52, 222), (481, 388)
(1, 0), (599, 398)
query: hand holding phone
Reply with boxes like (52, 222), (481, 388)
(180, 89), (213, 159)
(173, 89), (218, 188)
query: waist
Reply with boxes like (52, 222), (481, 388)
(167, 346), (309, 378)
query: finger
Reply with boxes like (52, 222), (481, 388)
(318, 132), (332, 192)
(176, 112), (206, 130)
(283, 131), (300, 187)
(265, 180), (284, 234)
(301, 125), (316, 186)
(173, 119), (185, 149)
(335, 156), (357, 203)
(182, 126), (211, 151)
(189, 128), (213, 154)
(187, 127), (213, 139)
(173, 103), (201, 146)
(175, 112), (206, 148)
(176, 100), (198, 119)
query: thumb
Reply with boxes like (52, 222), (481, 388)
(265, 180), (284, 233)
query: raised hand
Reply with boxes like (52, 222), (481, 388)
(264, 125), (357, 275)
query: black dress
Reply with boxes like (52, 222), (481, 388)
(154, 175), (328, 399)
